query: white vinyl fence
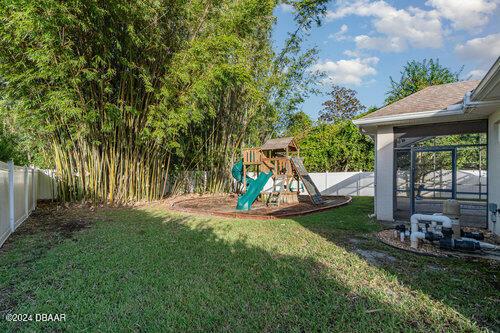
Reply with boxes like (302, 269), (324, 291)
(0, 161), (57, 248)
(259, 171), (375, 196)
(305, 172), (375, 196)
(224, 171), (375, 197)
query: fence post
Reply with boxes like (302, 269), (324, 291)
(325, 171), (328, 193)
(8, 161), (15, 232)
(24, 166), (29, 217)
(357, 173), (360, 196)
(51, 170), (56, 201)
(32, 167), (36, 210)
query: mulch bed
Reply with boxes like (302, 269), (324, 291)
(377, 229), (500, 261)
(169, 194), (352, 220)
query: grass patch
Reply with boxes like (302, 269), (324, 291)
(0, 197), (498, 332)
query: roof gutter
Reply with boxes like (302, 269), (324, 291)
(464, 91), (500, 108)
(352, 107), (465, 126)
(354, 91), (500, 127)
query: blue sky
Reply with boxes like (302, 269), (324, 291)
(273, 0), (500, 120)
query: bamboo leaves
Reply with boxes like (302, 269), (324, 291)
(0, 0), (326, 202)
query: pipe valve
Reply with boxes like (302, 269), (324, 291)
(489, 203), (498, 223)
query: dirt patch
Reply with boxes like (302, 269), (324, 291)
(426, 264), (445, 271)
(355, 249), (397, 265)
(0, 202), (99, 254)
(169, 194), (351, 219)
(22, 208), (90, 236)
(349, 238), (365, 245)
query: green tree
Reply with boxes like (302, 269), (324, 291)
(285, 111), (313, 138)
(319, 85), (365, 122)
(297, 121), (374, 172)
(0, 0), (327, 202)
(385, 58), (462, 104)
(0, 104), (49, 166)
(0, 126), (25, 165)
(365, 106), (378, 115)
(270, 0), (328, 134)
(418, 134), (486, 171)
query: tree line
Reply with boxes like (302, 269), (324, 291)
(0, 0), (465, 202)
(0, 0), (327, 202)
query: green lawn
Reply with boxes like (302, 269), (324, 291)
(0, 197), (498, 332)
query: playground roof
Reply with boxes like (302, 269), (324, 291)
(261, 137), (298, 151)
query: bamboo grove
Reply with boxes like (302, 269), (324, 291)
(0, 0), (327, 202)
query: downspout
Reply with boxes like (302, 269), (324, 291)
(463, 91), (500, 109)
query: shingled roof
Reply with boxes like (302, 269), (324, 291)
(261, 137), (298, 151)
(361, 80), (479, 120)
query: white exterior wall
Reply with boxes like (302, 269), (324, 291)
(488, 109), (500, 236)
(375, 126), (394, 221)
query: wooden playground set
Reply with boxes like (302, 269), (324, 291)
(171, 137), (351, 219)
(232, 137), (324, 210)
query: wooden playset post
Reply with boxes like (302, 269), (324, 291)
(285, 146), (289, 193)
(293, 146), (300, 196)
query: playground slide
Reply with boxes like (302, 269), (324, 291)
(290, 157), (324, 205)
(231, 160), (273, 211)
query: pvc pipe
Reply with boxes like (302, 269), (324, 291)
(411, 214), (452, 233)
(400, 232), (405, 242)
(410, 214), (453, 249)
(410, 231), (425, 249)
(461, 238), (499, 251)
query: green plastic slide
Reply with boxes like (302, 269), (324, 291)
(231, 160), (273, 211)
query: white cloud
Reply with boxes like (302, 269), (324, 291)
(467, 69), (487, 80)
(354, 35), (407, 52)
(343, 49), (361, 57)
(325, 0), (389, 20)
(326, 1), (443, 52)
(279, 3), (294, 13)
(455, 33), (500, 64)
(425, 0), (497, 31)
(328, 24), (349, 41)
(312, 57), (379, 85)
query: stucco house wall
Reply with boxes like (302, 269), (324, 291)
(488, 109), (500, 235)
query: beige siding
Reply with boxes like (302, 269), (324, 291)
(488, 109), (500, 236)
(375, 126), (394, 221)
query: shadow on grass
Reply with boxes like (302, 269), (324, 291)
(0, 201), (497, 332)
(291, 197), (499, 331)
